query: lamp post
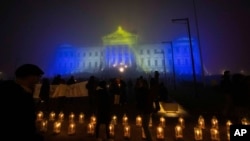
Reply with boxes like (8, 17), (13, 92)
(172, 18), (198, 97)
(162, 41), (176, 90)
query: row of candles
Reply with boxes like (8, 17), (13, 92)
(37, 111), (249, 140)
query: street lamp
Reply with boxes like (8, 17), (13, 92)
(162, 41), (176, 90)
(172, 18), (198, 97)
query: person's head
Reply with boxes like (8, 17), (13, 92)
(15, 64), (44, 89)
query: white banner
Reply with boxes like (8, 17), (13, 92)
(33, 81), (88, 98)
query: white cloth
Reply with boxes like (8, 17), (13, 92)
(33, 81), (89, 98)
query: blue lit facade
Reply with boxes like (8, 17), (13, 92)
(51, 27), (202, 80)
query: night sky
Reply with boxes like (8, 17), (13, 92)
(1, 0), (250, 78)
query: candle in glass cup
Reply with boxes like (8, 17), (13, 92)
(53, 121), (62, 134)
(159, 117), (165, 128)
(122, 114), (128, 126)
(194, 127), (203, 140)
(227, 131), (230, 140)
(211, 116), (219, 129)
(178, 117), (185, 129)
(109, 123), (115, 137)
(156, 125), (164, 139)
(226, 120), (232, 131)
(198, 115), (205, 129)
(149, 116), (153, 127)
(124, 125), (130, 138)
(111, 115), (117, 125)
(79, 112), (84, 124)
(69, 112), (75, 123)
(210, 127), (220, 140)
(58, 112), (64, 122)
(241, 117), (249, 125)
(87, 123), (95, 135)
(40, 119), (48, 132)
(90, 115), (96, 125)
(68, 122), (76, 135)
(49, 111), (56, 121)
(36, 111), (44, 121)
(136, 115), (142, 127)
(142, 127), (146, 139)
(175, 124), (183, 139)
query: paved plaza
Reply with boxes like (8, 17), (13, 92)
(35, 97), (248, 141)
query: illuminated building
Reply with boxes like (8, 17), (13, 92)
(51, 26), (202, 80)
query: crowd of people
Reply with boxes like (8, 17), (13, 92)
(1, 63), (249, 141)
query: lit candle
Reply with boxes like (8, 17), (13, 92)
(227, 131), (230, 140)
(69, 112), (75, 123)
(159, 117), (165, 128)
(149, 116), (153, 127)
(53, 121), (62, 134)
(241, 117), (249, 125)
(210, 127), (220, 140)
(136, 115), (142, 127)
(178, 117), (185, 129)
(40, 119), (48, 132)
(87, 123), (95, 135)
(142, 127), (146, 139)
(58, 112), (64, 122)
(175, 124), (183, 139)
(109, 124), (115, 137)
(122, 114), (128, 126)
(211, 116), (219, 129)
(90, 115), (96, 125)
(156, 125), (164, 139)
(111, 115), (117, 125)
(49, 111), (56, 121)
(68, 122), (76, 135)
(198, 115), (205, 129)
(36, 111), (44, 121)
(226, 120), (232, 131)
(124, 125), (131, 138)
(194, 127), (203, 140)
(79, 113), (84, 124)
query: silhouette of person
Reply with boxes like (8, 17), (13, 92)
(86, 75), (98, 114)
(0, 64), (44, 141)
(39, 77), (50, 112)
(220, 70), (233, 117)
(95, 80), (111, 140)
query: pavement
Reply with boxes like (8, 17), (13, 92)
(35, 97), (245, 141)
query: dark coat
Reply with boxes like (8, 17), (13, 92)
(0, 80), (43, 141)
(96, 87), (111, 123)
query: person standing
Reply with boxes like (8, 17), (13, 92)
(95, 80), (111, 140)
(0, 64), (44, 141)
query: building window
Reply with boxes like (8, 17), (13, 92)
(140, 50), (143, 55)
(147, 49), (150, 55)
(175, 47), (179, 54)
(83, 52), (85, 57)
(141, 58), (144, 65)
(177, 59), (180, 65)
(82, 62), (85, 67)
(148, 59), (150, 66)
(155, 59), (158, 66)
(95, 52), (98, 56)
(169, 60), (172, 66)
(154, 49), (157, 54)
(89, 62), (91, 68)
(89, 52), (92, 57)
(95, 62), (98, 68)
